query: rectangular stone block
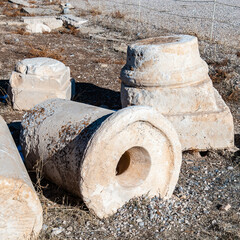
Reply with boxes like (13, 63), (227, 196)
(22, 16), (63, 30)
(10, 82), (71, 110)
(10, 68), (70, 90)
(166, 90), (234, 151)
(59, 15), (88, 28)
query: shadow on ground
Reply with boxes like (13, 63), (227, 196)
(0, 79), (9, 103)
(73, 82), (121, 110)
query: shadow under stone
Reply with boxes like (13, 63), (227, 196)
(73, 82), (121, 110)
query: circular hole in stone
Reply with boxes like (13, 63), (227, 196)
(116, 147), (151, 188)
(136, 36), (180, 45)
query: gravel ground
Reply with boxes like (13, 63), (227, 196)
(0, 0), (239, 239)
(69, 0), (240, 47)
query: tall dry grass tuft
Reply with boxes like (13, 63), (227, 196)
(25, 42), (66, 62)
(112, 10), (125, 19)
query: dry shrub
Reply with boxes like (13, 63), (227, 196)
(28, 0), (37, 4)
(93, 58), (125, 65)
(25, 42), (66, 62)
(0, 0), (7, 6)
(59, 25), (79, 36)
(210, 69), (230, 83)
(237, 52), (240, 57)
(227, 90), (239, 102)
(2, 4), (29, 17)
(67, 25), (79, 35)
(206, 58), (229, 67)
(14, 27), (30, 35)
(112, 10), (125, 19)
(90, 8), (102, 16)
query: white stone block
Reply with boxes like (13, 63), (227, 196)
(21, 99), (182, 218)
(26, 23), (51, 33)
(59, 14), (88, 28)
(120, 35), (234, 151)
(9, 58), (71, 110)
(9, 0), (30, 7)
(0, 116), (42, 240)
(23, 16), (63, 31)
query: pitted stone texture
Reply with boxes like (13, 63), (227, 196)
(0, 116), (42, 240)
(21, 99), (182, 218)
(121, 80), (218, 114)
(9, 57), (71, 110)
(121, 35), (208, 87)
(120, 35), (234, 151)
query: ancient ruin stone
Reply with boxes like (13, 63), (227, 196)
(23, 16), (63, 33)
(0, 116), (42, 240)
(21, 99), (182, 218)
(9, 57), (71, 110)
(120, 35), (234, 151)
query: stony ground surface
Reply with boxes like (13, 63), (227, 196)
(0, 0), (239, 239)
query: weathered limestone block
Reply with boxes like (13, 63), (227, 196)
(9, 57), (71, 110)
(21, 99), (182, 218)
(0, 116), (42, 239)
(120, 35), (234, 151)
(23, 16), (63, 33)
(59, 14), (88, 28)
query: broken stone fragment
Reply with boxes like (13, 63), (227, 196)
(22, 16), (63, 33)
(9, 0), (30, 7)
(21, 98), (182, 218)
(59, 14), (88, 28)
(0, 116), (42, 240)
(9, 57), (72, 110)
(120, 35), (234, 151)
(26, 22), (51, 33)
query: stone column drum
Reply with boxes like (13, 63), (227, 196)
(120, 35), (234, 151)
(20, 99), (182, 218)
(9, 57), (72, 110)
(0, 116), (42, 240)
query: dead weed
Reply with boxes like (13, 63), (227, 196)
(13, 27), (30, 35)
(112, 10), (125, 19)
(2, 4), (29, 17)
(25, 42), (66, 62)
(93, 57), (125, 65)
(90, 8), (102, 16)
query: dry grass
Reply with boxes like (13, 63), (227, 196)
(210, 69), (230, 83)
(13, 27), (30, 35)
(90, 8), (102, 16)
(227, 90), (239, 101)
(112, 10), (125, 19)
(58, 25), (79, 36)
(93, 57), (125, 65)
(0, 0), (8, 6)
(25, 42), (66, 62)
(28, 0), (37, 4)
(2, 4), (29, 17)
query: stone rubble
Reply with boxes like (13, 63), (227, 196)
(9, 57), (72, 110)
(23, 16), (63, 33)
(59, 14), (88, 28)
